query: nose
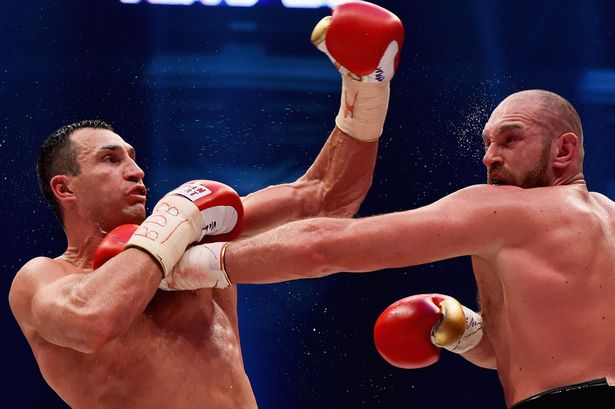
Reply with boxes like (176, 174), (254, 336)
(482, 144), (502, 168)
(125, 158), (145, 183)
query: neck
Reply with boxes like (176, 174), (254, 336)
(58, 217), (107, 269)
(552, 171), (586, 187)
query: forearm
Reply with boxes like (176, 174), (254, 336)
(226, 218), (337, 284)
(227, 206), (476, 285)
(225, 216), (386, 284)
(297, 126), (378, 217)
(33, 249), (161, 352)
(240, 128), (377, 237)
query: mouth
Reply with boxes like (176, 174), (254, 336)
(490, 178), (504, 186)
(127, 185), (148, 201)
(488, 174), (506, 186)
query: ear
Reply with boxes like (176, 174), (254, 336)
(50, 174), (76, 203)
(552, 132), (578, 169)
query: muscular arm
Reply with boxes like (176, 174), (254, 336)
(240, 127), (377, 237)
(226, 184), (530, 283)
(9, 249), (161, 353)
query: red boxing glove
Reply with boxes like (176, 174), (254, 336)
(311, 1), (404, 141)
(312, 1), (404, 81)
(168, 180), (244, 243)
(92, 224), (139, 269)
(373, 294), (478, 369)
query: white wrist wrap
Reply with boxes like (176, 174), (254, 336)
(443, 306), (484, 354)
(126, 195), (204, 276)
(335, 76), (390, 141)
(159, 242), (231, 291)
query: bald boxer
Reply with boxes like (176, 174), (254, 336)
(8, 2), (404, 408)
(184, 89), (615, 407)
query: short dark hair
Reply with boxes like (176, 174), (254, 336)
(37, 119), (114, 224)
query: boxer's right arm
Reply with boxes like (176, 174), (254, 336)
(239, 2), (404, 237)
(239, 128), (377, 237)
(9, 250), (162, 353)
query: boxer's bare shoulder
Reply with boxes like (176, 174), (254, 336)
(10, 257), (74, 326)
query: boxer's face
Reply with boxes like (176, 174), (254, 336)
(69, 128), (147, 231)
(481, 95), (554, 188)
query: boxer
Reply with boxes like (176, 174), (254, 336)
(182, 89), (615, 407)
(9, 3), (404, 408)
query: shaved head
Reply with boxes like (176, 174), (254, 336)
(482, 89), (585, 186)
(498, 90), (583, 148)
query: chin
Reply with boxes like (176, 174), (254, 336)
(106, 208), (145, 230)
(127, 209), (146, 225)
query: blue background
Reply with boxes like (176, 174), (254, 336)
(2, 1), (615, 407)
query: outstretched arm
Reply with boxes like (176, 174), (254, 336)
(225, 185), (529, 284)
(164, 178), (535, 291)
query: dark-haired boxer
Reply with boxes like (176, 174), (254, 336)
(9, 2), (404, 408)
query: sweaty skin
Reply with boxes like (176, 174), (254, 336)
(9, 125), (377, 409)
(471, 186), (615, 405)
(222, 90), (615, 407)
(14, 257), (256, 408)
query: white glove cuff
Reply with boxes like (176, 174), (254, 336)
(335, 76), (390, 141)
(443, 306), (484, 354)
(159, 242), (231, 291)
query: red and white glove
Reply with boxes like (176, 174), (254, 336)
(125, 180), (243, 277)
(159, 242), (230, 291)
(373, 294), (483, 369)
(311, 1), (404, 141)
(92, 227), (232, 290)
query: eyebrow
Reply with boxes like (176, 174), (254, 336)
(97, 144), (137, 159)
(483, 123), (524, 139)
(498, 124), (524, 133)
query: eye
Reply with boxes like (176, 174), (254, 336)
(103, 155), (120, 164)
(505, 135), (519, 144)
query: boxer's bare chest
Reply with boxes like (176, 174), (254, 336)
(33, 288), (252, 408)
